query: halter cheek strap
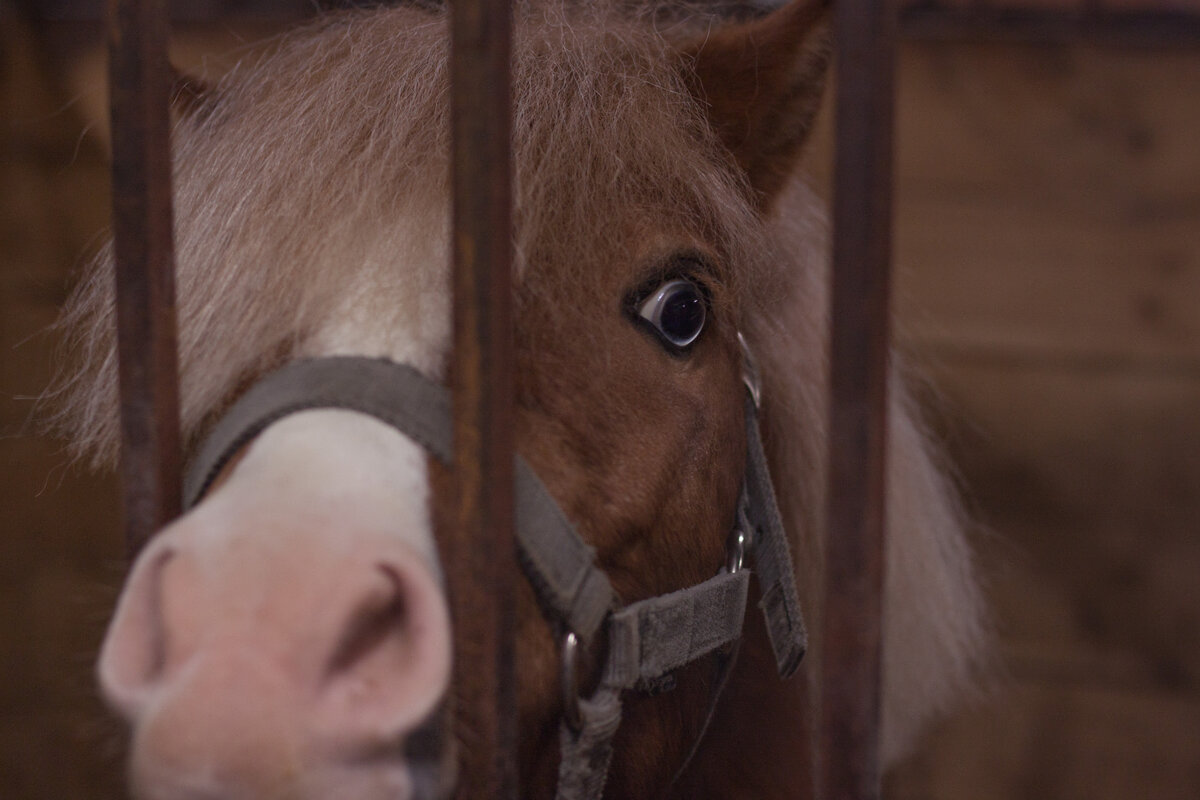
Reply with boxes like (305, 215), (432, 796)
(184, 354), (806, 800)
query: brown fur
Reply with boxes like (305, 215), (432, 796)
(684, 0), (832, 209)
(51, 1), (986, 796)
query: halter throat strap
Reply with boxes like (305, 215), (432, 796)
(184, 355), (805, 800)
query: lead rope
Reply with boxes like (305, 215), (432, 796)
(181, 344), (806, 800)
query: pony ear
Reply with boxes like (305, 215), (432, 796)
(682, 0), (832, 209)
(170, 65), (213, 118)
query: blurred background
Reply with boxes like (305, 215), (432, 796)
(2, 0), (1198, 796)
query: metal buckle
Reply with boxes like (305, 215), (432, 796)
(561, 631), (583, 733)
(737, 331), (761, 410)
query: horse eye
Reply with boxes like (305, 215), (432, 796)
(637, 279), (707, 349)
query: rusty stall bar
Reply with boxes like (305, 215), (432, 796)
(820, 0), (896, 798)
(108, 0), (183, 556)
(448, 0), (518, 796)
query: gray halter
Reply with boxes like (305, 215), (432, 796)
(183, 338), (805, 800)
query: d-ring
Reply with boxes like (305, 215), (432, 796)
(561, 631), (583, 733)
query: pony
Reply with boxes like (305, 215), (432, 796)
(51, 0), (986, 796)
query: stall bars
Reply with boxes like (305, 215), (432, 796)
(106, 0), (895, 798)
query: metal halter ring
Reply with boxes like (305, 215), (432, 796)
(725, 528), (748, 574)
(561, 631), (583, 733)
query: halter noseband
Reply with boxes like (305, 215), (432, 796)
(183, 335), (805, 800)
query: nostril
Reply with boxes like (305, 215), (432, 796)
(314, 558), (451, 744)
(98, 546), (176, 716)
(323, 566), (409, 681)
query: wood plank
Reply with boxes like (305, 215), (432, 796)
(807, 43), (1200, 366)
(890, 358), (1200, 800)
(897, 192), (1200, 365)
(1, 15), (138, 799)
(894, 43), (1200, 364)
(928, 359), (1200, 684)
(888, 683), (1200, 800)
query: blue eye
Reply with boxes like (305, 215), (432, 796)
(637, 279), (707, 349)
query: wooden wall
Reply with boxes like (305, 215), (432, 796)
(877, 40), (1200, 800)
(0, 10), (125, 796)
(1, 6), (1198, 798)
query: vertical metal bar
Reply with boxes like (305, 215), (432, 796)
(108, 0), (182, 556)
(448, 0), (517, 796)
(820, 0), (896, 798)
